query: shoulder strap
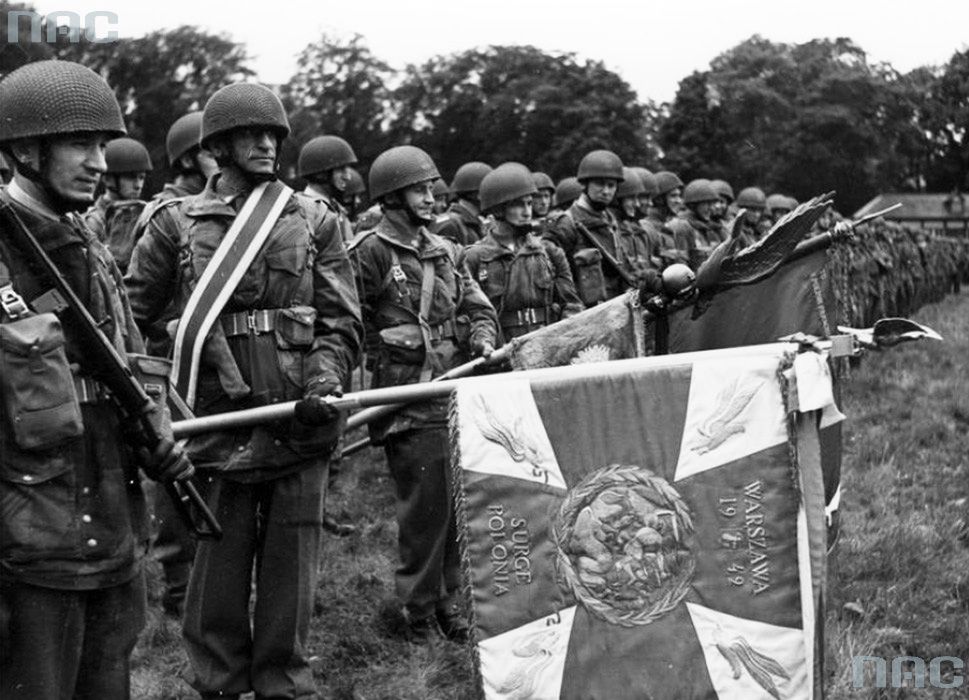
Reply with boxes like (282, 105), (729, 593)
(571, 214), (634, 287)
(171, 180), (293, 408)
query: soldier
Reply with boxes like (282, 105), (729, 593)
(669, 178), (725, 268)
(612, 166), (658, 282)
(350, 145), (498, 641)
(464, 163), (583, 341)
(545, 149), (627, 305)
(710, 178), (734, 232)
(431, 177), (449, 215)
(735, 186), (768, 246)
(157, 111), (219, 201)
(344, 167), (367, 221)
(298, 134), (358, 243)
(83, 136), (152, 272)
(126, 82), (362, 700)
(552, 176), (582, 212)
(766, 193), (794, 226)
(640, 170), (690, 269)
(0, 59), (193, 700)
(531, 171), (555, 220)
(431, 160), (492, 245)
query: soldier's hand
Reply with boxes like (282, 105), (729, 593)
(294, 376), (344, 427)
(142, 438), (195, 483)
(832, 221), (854, 239)
(473, 340), (496, 359)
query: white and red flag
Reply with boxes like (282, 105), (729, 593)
(450, 343), (838, 699)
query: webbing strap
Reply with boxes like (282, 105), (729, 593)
(171, 180), (292, 408)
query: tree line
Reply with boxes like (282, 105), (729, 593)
(2, 0), (967, 213)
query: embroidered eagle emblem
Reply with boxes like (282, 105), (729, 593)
(471, 395), (553, 482)
(690, 377), (763, 455)
(714, 629), (791, 699)
(496, 628), (567, 700)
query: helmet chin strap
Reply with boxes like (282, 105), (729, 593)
(9, 149), (90, 215)
(384, 194), (433, 226)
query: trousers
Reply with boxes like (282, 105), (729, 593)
(152, 483), (197, 614)
(0, 574), (146, 700)
(182, 462), (326, 699)
(384, 427), (461, 619)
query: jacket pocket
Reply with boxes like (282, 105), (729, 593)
(378, 323), (425, 366)
(0, 313), (83, 451)
(272, 306), (316, 394)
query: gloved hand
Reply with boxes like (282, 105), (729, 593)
(294, 376), (344, 427)
(472, 338), (495, 359)
(141, 437), (195, 483)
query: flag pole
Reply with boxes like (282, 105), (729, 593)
(171, 342), (799, 439)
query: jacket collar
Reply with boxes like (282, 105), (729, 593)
(1, 186), (88, 251)
(184, 173), (297, 218)
(475, 228), (545, 258)
(373, 214), (450, 259)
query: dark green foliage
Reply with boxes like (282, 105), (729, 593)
(390, 45), (659, 181)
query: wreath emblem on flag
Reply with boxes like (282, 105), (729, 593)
(552, 465), (696, 627)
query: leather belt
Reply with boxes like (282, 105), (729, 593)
(499, 307), (550, 328)
(74, 376), (111, 404)
(221, 309), (280, 337)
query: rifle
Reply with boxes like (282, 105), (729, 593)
(0, 201), (221, 540)
(570, 216), (637, 288)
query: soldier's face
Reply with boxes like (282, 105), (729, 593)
(114, 172), (146, 200)
(329, 165), (354, 193)
(712, 198), (728, 219)
(503, 196), (533, 226)
(746, 208), (763, 224)
(665, 188), (684, 213)
(196, 149), (219, 178)
(43, 133), (109, 204)
(586, 178), (618, 206)
(403, 180), (436, 220)
(694, 201), (713, 220)
(433, 194), (448, 214)
(533, 190), (552, 217)
(620, 195), (640, 219)
(228, 128), (278, 175)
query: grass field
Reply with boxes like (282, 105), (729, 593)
(132, 289), (969, 700)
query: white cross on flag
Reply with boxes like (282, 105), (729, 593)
(450, 343), (840, 699)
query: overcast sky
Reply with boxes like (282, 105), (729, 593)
(34, 0), (969, 103)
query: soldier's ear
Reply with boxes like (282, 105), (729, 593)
(8, 139), (40, 169)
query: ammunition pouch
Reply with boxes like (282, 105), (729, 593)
(0, 312), (83, 451)
(377, 320), (457, 366)
(573, 247), (607, 306)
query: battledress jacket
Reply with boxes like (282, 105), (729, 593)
(431, 200), (486, 246)
(462, 227), (583, 341)
(350, 214), (498, 442)
(125, 174), (362, 479)
(545, 200), (628, 303)
(0, 189), (151, 590)
(83, 194), (146, 274)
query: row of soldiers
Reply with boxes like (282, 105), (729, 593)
(2, 61), (968, 700)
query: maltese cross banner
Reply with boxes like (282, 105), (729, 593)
(450, 343), (839, 700)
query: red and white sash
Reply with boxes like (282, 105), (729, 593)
(171, 180), (292, 409)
